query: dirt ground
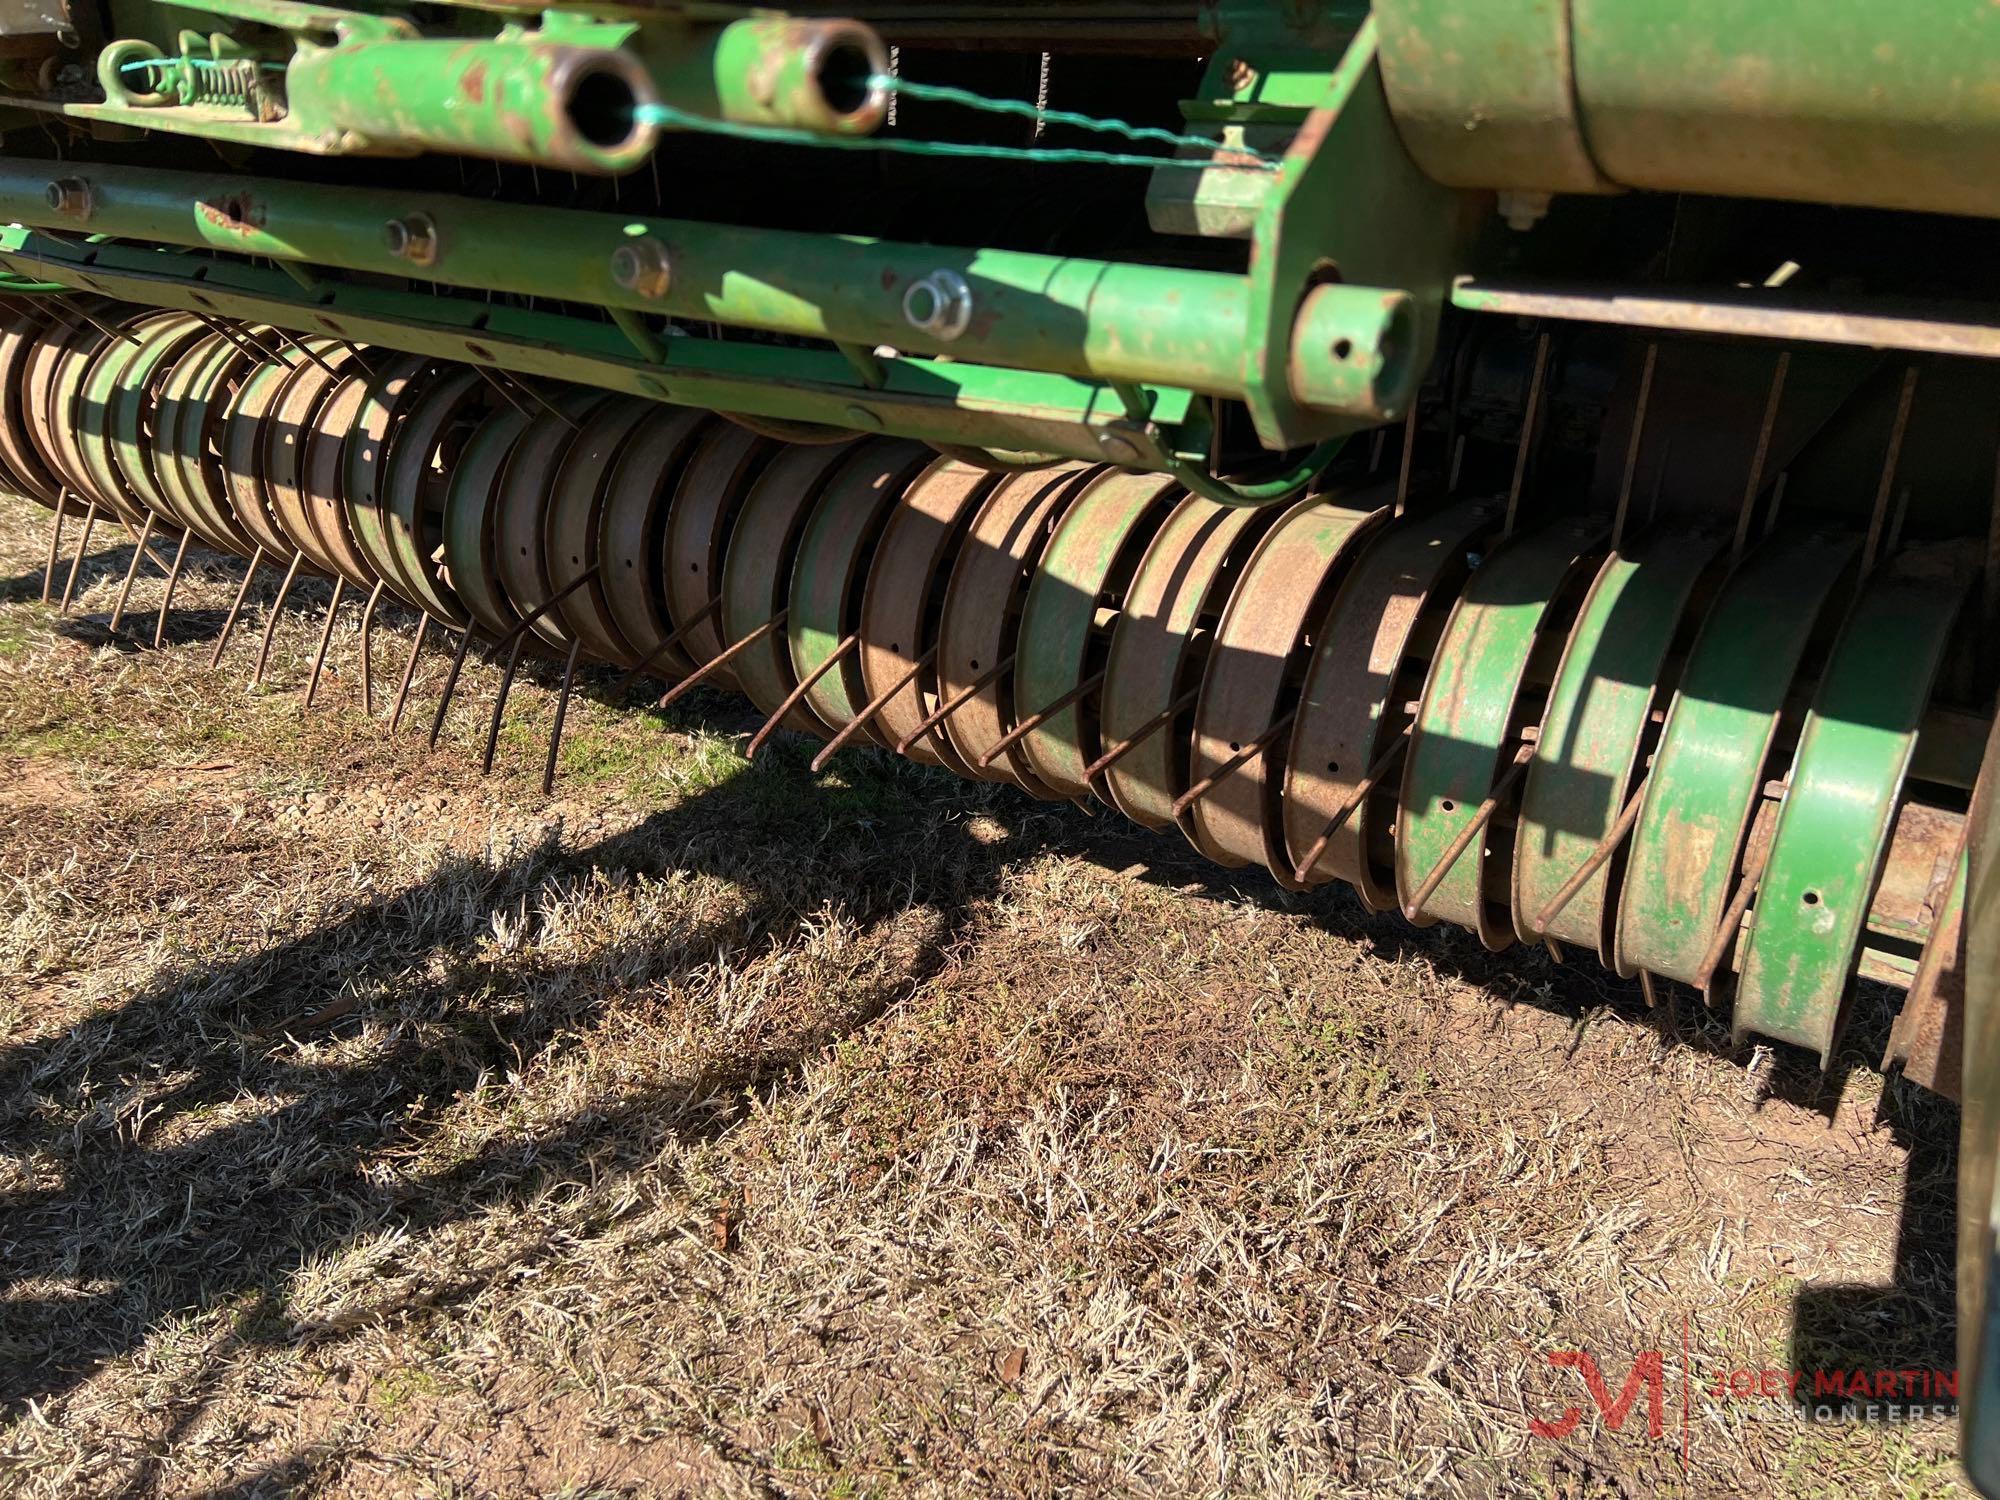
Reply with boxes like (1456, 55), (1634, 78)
(0, 490), (1970, 1498)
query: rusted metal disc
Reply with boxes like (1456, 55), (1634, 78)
(1014, 468), (1185, 803)
(1283, 498), (1499, 905)
(29, 307), (123, 517)
(495, 388), (612, 650)
(153, 329), (267, 557)
(220, 350), (308, 564)
(787, 438), (936, 738)
(1185, 488), (1389, 876)
(1395, 518), (1609, 948)
(382, 366), (488, 626)
(662, 423), (779, 687)
(598, 406), (713, 682)
(104, 314), (216, 538)
(302, 359), (400, 591)
(856, 457), (1003, 772)
(720, 440), (863, 731)
(262, 353), (358, 581)
(442, 404), (535, 642)
(342, 354), (445, 607)
(1097, 493), (1272, 830)
(933, 463), (1098, 797)
(0, 299), (65, 507)
(543, 394), (656, 665)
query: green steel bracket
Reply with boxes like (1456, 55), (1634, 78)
(1235, 16), (1472, 452)
(0, 226), (1196, 466)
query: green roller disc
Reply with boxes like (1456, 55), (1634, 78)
(1513, 530), (1726, 958)
(787, 438), (935, 737)
(442, 404), (535, 641)
(80, 311), (202, 533)
(1734, 549), (1974, 1061)
(1613, 531), (1859, 982)
(1396, 519), (1607, 947)
(383, 367), (487, 626)
(722, 440), (862, 732)
(156, 331), (263, 555)
(1015, 468), (1182, 801)
(1098, 494), (1268, 831)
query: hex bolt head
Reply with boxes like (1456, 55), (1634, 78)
(902, 269), (974, 342)
(610, 237), (672, 300)
(382, 212), (440, 267)
(1095, 429), (1142, 464)
(44, 177), (92, 220)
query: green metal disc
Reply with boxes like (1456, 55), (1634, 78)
(156, 330), (263, 556)
(1734, 550), (1973, 1061)
(1512, 530), (1726, 957)
(383, 366), (487, 626)
(1098, 494), (1269, 830)
(598, 407), (714, 683)
(1612, 531), (1859, 982)
(1014, 468), (1183, 802)
(342, 354), (440, 608)
(1396, 518), (1607, 947)
(79, 310), (199, 535)
(441, 403), (535, 642)
(787, 438), (935, 738)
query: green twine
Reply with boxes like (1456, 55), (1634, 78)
(118, 56), (284, 74)
(633, 71), (1277, 172)
(865, 72), (1278, 166)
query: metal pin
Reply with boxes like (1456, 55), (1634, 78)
(480, 629), (532, 773)
(58, 496), (98, 614)
(428, 625), (480, 748)
(210, 545), (264, 666)
(608, 596), (722, 697)
(495, 369), (580, 432)
(747, 633), (856, 759)
(977, 669), (1106, 769)
(1082, 687), (1198, 781)
(1290, 727), (1411, 885)
(895, 655), (1013, 757)
(1392, 402), (1419, 520)
(476, 567), (601, 670)
(63, 299), (140, 347)
(40, 501), (63, 604)
(1693, 808), (1779, 996)
(1503, 332), (1552, 537)
(811, 646), (935, 772)
(356, 581), (385, 714)
(251, 551), (306, 687)
(302, 577), (346, 709)
(153, 529), (191, 649)
(1862, 366), (1919, 573)
(268, 323), (340, 377)
(1609, 343), (1658, 551)
(106, 511), (155, 634)
(1734, 352), (1790, 557)
(657, 612), (788, 711)
(542, 640), (584, 794)
(389, 614), (431, 733)
(1528, 770), (1650, 935)
(1401, 739), (1536, 922)
(1169, 711), (1295, 818)
(474, 363), (532, 417)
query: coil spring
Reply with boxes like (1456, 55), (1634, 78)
(0, 295), (1975, 1076)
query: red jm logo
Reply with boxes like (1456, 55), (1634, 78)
(1529, 1350), (1668, 1440)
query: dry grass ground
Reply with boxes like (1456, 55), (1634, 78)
(0, 491), (1969, 1498)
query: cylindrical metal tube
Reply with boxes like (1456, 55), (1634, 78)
(1378, 0), (2000, 220)
(286, 39), (660, 175)
(0, 160), (1287, 402)
(643, 17), (890, 135)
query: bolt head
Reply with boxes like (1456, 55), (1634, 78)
(382, 213), (439, 267)
(44, 177), (91, 219)
(610, 237), (672, 300)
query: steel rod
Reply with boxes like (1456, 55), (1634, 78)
(477, 566), (600, 668)
(356, 580), (385, 715)
(39, 500), (62, 605)
(1862, 366), (1918, 573)
(251, 551), (306, 687)
(1609, 343), (1657, 551)
(1169, 710), (1295, 818)
(608, 596), (721, 697)
(1503, 332), (1552, 537)
(1289, 727), (1411, 885)
(1734, 352), (1790, 556)
(481, 629), (530, 773)
(209, 545), (263, 666)
(1401, 741), (1535, 922)
(153, 529), (191, 649)
(57, 496), (97, 614)
(1081, 686), (1198, 781)
(106, 510), (154, 634)
(811, 645), (934, 772)
(389, 613), (431, 733)
(747, 633), (855, 760)
(895, 655), (1013, 756)
(1528, 770), (1650, 935)
(977, 669), (1106, 768)
(657, 611), (787, 710)
(542, 639), (584, 794)
(428, 624), (482, 747)
(302, 577), (346, 709)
